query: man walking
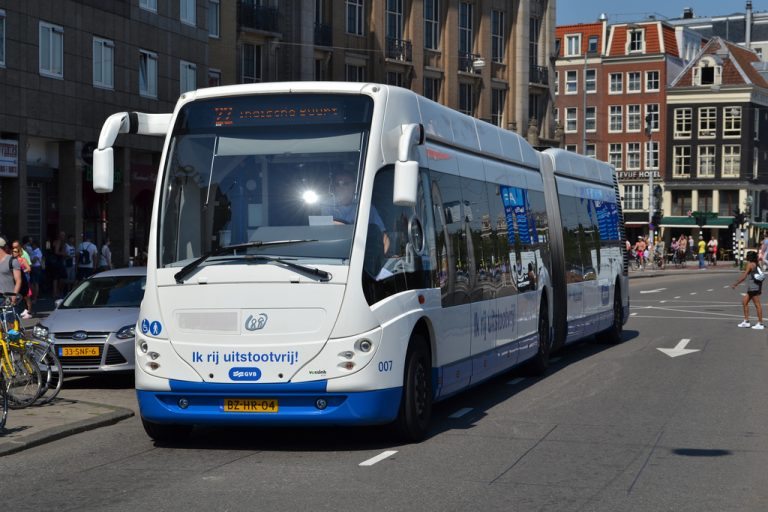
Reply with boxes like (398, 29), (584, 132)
(697, 236), (706, 269)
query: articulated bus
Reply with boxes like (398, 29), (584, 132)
(93, 82), (629, 442)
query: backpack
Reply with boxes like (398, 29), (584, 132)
(755, 266), (766, 282)
(79, 243), (91, 265)
(8, 258), (29, 296)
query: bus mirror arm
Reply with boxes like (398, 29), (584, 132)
(92, 112), (172, 193)
(393, 123), (424, 206)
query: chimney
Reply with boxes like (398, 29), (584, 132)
(683, 7), (694, 19)
(746, 1), (753, 47)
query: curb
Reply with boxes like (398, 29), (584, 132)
(0, 401), (135, 457)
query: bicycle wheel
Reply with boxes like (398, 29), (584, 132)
(0, 376), (8, 430)
(35, 347), (63, 405)
(6, 351), (43, 409)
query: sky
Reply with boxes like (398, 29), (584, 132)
(557, 0), (768, 26)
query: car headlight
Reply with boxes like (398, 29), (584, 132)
(33, 324), (50, 341)
(116, 324), (136, 340)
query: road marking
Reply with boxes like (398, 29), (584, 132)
(659, 300), (667, 303)
(449, 407), (473, 419)
(360, 450), (398, 466)
(690, 292), (697, 295)
(631, 312), (637, 316)
(640, 288), (666, 294)
(707, 289), (714, 292)
(658, 338), (699, 358)
(674, 296), (681, 299)
(507, 377), (525, 386)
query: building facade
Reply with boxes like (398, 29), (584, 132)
(666, 37), (768, 248)
(555, 18), (704, 241)
(0, 0), (556, 273)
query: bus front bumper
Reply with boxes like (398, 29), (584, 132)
(137, 379), (402, 426)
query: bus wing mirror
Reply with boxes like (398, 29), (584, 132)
(393, 123), (423, 206)
(93, 147), (114, 193)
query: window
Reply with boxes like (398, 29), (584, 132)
(626, 143), (641, 170)
(587, 35), (598, 54)
(585, 69), (596, 93)
(241, 44), (261, 83)
(723, 106), (741, 138)
(585, 106), (596, 132)
(386, 71), (404, 87)
(627, 104), (641, 132)
(346, 0), (364, 36)
(609, 72), (622, 94)
(180, 60), (196, 94)
(698, 107), (716, 137)
(92, 37), (114, 89)
(693, 57), (722, 86)
(627, 71), (641, 92)
(424, 0), (440, 50)
(386, 0), (403, 41)
(722, 145), (741, 177)
(609, 143), (622, 170)
(718, 190), (738, 216)
(346, 63), (365, 82)
(139, 50), (158, 98)
(459, 82), (474, 116)
(208, 69), (221, 87)
(609, 106), (622, 132)
(565, 144), (578, 153)
(529, 16), (540, 70)
(180, 0), (196, 26)
(424, 76), (440, 101)
(645, 104), (659, 132)
(624, 185), (643, 210)
(491, 88), (505, 128)
(697, 146), (715, 178)
(554, 71), (559, 95)
(140, 0), (157, 12)
(627, 29), (644, 53)
(673, 146), (691, 177)
(674, 108), (692, 138)
(565, 70), (577, 94)
(672, 190), (693, 216)
(645, 141), (659, 169)
(0, 10), (5, 67)
(585, 144), (596, 158)
(646, 70), (660, 91)
(492, 10), (505, 63)
(208, 0), (220, 38)
(39, 21), (64, 78)
(459, 2), (474, 54)
(553, 107), (559, 125)
(565, 34), (581, 56)
(565, 108), (577, 132)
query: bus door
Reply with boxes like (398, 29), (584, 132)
(458, 153), (499, 384)
(556, 179), (584, 341)
(428, 147), (471, 396)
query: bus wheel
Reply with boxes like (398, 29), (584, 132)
(598, 286), (623, 344)
(395, 335), (432, 442)
(141, 418), (192, 444)
(525, 298), (551, 376)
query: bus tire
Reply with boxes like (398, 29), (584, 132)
(597, 285), (623, 344)
(525, 298), (551, 376)
(394, 335), (432, 443)
(141, 417), (192, 444)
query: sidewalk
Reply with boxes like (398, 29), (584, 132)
(0, 294), (135, 456)
(628, 260), (743, 278)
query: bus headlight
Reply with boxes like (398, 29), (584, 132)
(357, 339), (373, 353)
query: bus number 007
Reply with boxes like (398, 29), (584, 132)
(378, 360), (393, 372)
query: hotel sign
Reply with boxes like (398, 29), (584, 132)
(0, 140), (18, 178)
(617, 170), (660, 181)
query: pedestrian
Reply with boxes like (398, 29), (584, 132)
(64, 235), (76, 293)
(28, 238), (44, 303)
(759, 231), (768, 271)
(707, 236), (718, 266)
(633, 236), (647, 269)
(11, 244), (32, 318)
(687, 235), (694, 261)
(697, 236), (706, 269)
(731, 250), (764, 330)
(76, 233), (98, 281)
(99, 238), (113, 272)
(0, 236), (24, 316)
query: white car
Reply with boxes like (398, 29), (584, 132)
(34, 267), (146, 374)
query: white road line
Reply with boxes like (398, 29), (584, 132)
(359, 450), (398, 466)
(631, 312), (638, 316)
(690, 292), (697, 295)
(507, 377), (525, 386)
(707, 289), (714, 292)
(628, 315), (739, 320)
(449, 407), (473, 419)
(659, 300), (667, 303)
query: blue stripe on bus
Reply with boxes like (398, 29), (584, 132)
(137, 384), (402, 426)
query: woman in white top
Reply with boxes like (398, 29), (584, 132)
(99, 238), (113, 272)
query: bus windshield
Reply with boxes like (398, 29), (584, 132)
(158, 94), (374, 268)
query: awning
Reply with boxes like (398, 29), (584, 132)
(751, 221), (768, 229)
(660, 216), (734, 229)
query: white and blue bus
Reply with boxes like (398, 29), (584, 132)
(93, 82), (629, 442)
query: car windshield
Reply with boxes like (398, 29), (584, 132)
(61, 275), (146, 309)
(158, 93), (374, 268)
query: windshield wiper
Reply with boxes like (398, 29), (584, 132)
(244, 255), (332, 282)
(174, 240), (319, 283)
